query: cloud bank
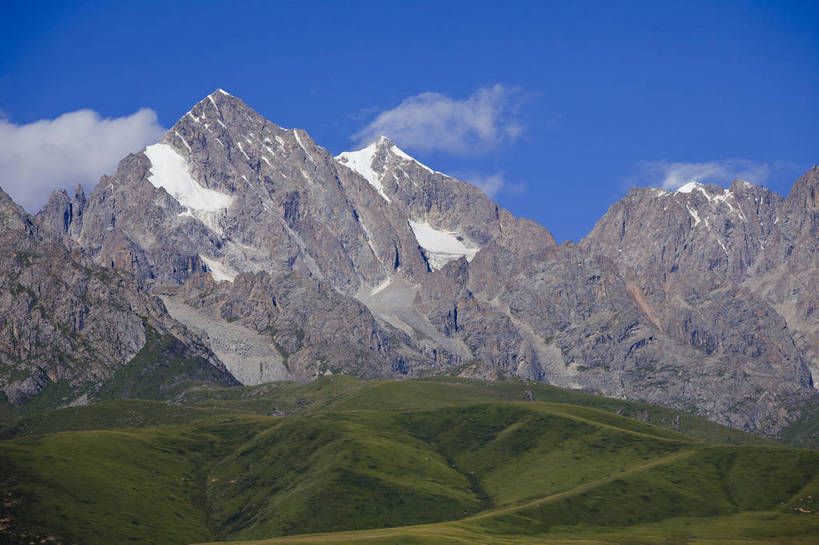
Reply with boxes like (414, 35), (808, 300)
(354, 85), (523, 154)
(636, 159), (771, 190)
(0, 108), (165, 212)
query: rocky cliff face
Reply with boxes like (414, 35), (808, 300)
(42, 91), (557, 386)
(748, 168), (819, 381)
(0, 187), (236, 409)
(581, 176), (816, 432)
(19, 90), (818, 434)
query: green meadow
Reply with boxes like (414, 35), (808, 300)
(0, 377), (816, 545)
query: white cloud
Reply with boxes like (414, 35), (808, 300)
(462, 172), (526, 199)
(636, 159), (771, 190)
(470, 173), (506, 198)
(353, 85), (523, 154)
(0, 108), (165, 212)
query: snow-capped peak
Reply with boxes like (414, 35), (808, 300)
(336, 139), (391, 202)
(675, 181), (733, 203)
(730, 178), (755, 190)
(676, 181), (702, 193)
(671, 180), (745, 222)
(389, 141), (434, 174)
(335, 136), (438, 202)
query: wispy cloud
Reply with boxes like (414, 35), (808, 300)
(462, 172), (526, 199)
(470, 173), (505, 198)
(353, 85), (523, 154)
(0, 108), (165, 212)
(634, 159), (771, 190)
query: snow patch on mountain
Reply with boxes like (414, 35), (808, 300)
(145, 143), (233, 212)
(293, 129), (308, 152)
(686, 204), (701, 227)
(408, 220), (479, 270)
(676, 181), (701, 194)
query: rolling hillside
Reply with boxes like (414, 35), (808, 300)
(1, 378), (817, 544)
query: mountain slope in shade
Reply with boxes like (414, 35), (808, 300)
(0, 187), (237, 410)
(27, 90), (818, 434)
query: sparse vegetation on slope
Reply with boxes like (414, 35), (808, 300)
(0, 399), (229, 439)
(95, 324), (239, 402)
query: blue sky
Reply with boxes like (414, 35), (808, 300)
(1, 1), (817, 242)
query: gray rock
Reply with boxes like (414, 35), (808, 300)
(24, 90), (818, 435)
(0, 186), (236, 409)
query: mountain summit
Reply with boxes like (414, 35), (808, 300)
(335, 136), (437, 203)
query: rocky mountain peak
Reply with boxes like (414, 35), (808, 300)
(35, 186), (87, 239)
(335, 136), (435, 203)
(184, 88), (249, 124)
(0, 186), (23, 216)
(73, 183), (86, 205)
(786, 164), (819, 210)
(729, 177), (754, 190)
(162, 87), (291, 172)
(0, 187), (38, 241)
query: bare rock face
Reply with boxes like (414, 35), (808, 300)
(25, 89), (818, 435)
(581, 178), (816, 433)
(750, 167), (819, 381)
(34, 184), (86, 242)
(0, 187), (236, 409)
(169, 269), (452, 382)
(43, 91), (553, 385)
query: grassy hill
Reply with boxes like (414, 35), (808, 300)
(0, 377), (816, 545)
(0, 399), (230, 439)
(178, 376), (774, 446)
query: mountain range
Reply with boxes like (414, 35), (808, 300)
(2, 89), (817, 436)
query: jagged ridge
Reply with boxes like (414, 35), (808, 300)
(7, 90), (817, 435)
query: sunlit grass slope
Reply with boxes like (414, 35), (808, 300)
(197, 511), (819, 545)
(198, 444), (819, 545)
(181, 375), (773, 446)
(0, 377), (815, 545)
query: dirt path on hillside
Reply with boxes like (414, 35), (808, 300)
(465, 449), (695, 521)
(192, 450), (696, 545)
